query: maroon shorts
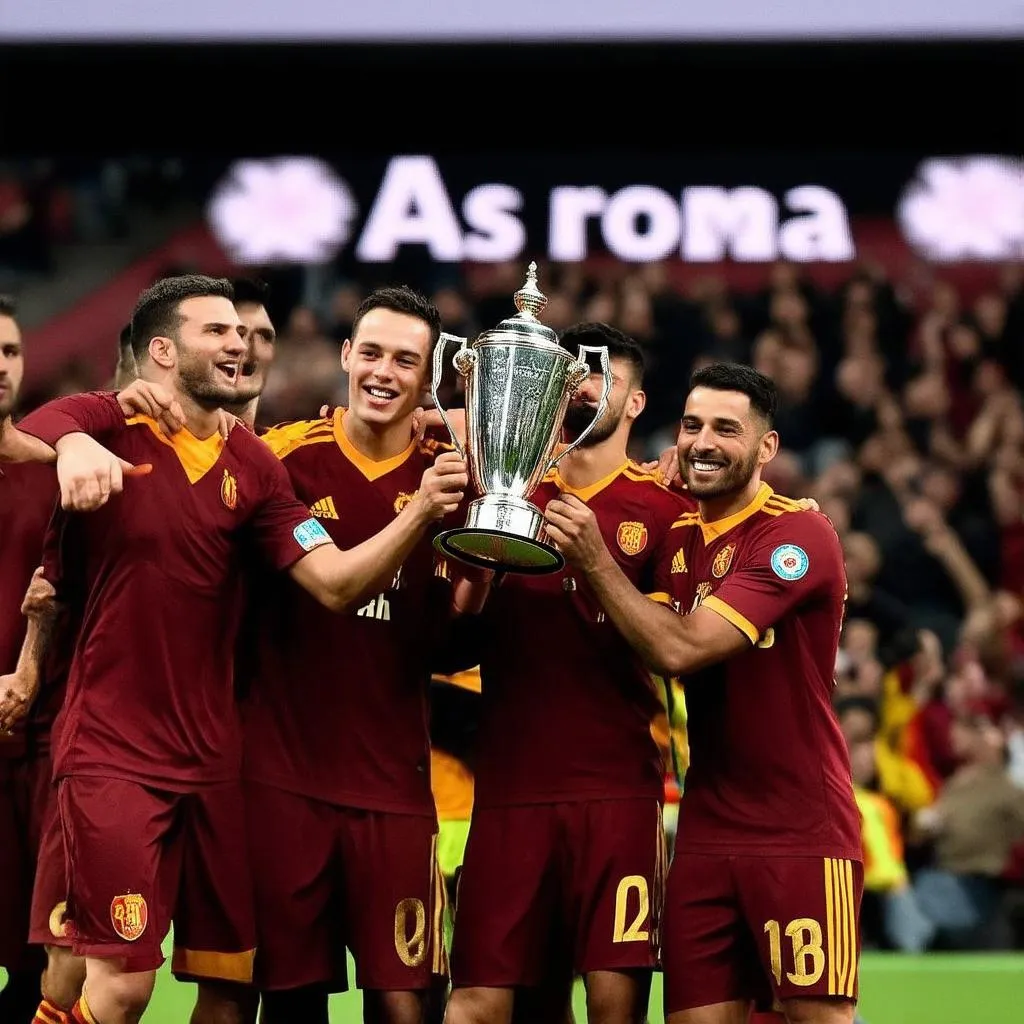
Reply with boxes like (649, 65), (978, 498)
(28, 766), (70, 949)
(245, 782), (446, 993)
(0, 753), (53, 970)
(663, 851), (863, 1015)
(57, 776), (255, 982)
(451, 798), (666, 988)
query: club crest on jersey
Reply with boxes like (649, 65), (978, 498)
(220, 469), (238, 510)
(394, 491), (417, 514)
(670, 547), (687, 574)
(712, 543), (735, 578)
(616, 521), (648, 556)
(771, 543), (809, 581)
(309, 496), (338, 519)
(110, 893), (148, 942)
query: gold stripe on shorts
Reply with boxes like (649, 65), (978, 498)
(430, 832), (449, 976)
(824, 857), (857, 998)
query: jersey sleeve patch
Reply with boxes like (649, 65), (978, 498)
(770, 544), (810, 581)
(293, 517), (332, 552)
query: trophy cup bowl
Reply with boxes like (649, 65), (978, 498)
(432, 262), (611, 574)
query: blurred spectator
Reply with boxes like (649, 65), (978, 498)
(908, 713), (1024, 949)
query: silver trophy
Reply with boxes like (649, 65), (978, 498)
(432, 262), (611, 574)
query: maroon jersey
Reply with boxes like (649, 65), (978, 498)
(657, 483), (861, 859)
(241, 410), (452, 816)
(0, 461), (57, 758)
(17, 392), (329, 789)
(471, 462), (691, 808)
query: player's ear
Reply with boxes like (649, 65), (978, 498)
(148, 335), (175, 371)
(340, 338), (352, 373)
(758, 428), (780, 466)
(626, 388), (646, 421)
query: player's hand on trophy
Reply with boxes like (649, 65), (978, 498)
(544, 493), (607, 572)
(21, 567), (55, 619)
(117, 379), (186, 436)
(411, 451), (469, 521)
(54, 433), (152, 511)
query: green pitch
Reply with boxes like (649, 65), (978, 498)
(6, 951), (1023, 1022)
(101, 950), (1024, 1023)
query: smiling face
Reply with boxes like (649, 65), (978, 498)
(341, 307), (432, 428)
(677, 386), (778, 501)
(167, 295), (247, 408)
(234, 300), (277, 403)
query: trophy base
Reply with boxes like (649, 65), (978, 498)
(434, 495), (564, 575)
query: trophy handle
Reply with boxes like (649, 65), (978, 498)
(546, 345), (612, 474)
(430, 331), (472, 461)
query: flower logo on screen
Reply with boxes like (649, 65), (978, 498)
(896, 156), (1024, 262)
(206, 157), (357, 264)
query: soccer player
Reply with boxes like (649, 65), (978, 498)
(443, 322), (688, 1024)
(0, 295), (63, 1021)
(15, 278), (280, 1024)
(543, 362), (863, 1024)
(1, 275), (468, 1024)
(241, 286), (473, 1024)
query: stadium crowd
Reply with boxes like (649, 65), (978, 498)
(23, 252), (1024, 958)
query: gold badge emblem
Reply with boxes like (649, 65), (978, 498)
(616, 521), (648, 556)
(309, 496), (338, 519)
(220, 469), (238, 510)
(48, 900), (69, 939)
(691, 580), (713, 612)
(670, 548), (687, 574)
(110, 893), (148, 942)
(712, 543), (735, 578)
(394, 492), (416, 514)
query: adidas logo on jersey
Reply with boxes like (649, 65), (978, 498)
(309, 496), (338, 520)
(671, 548), (687, 574)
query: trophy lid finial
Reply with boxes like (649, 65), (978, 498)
(513, 261), (547, 320)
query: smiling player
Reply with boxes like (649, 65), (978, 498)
(241, 286), (468, 1024)
(544, 363), (862, 1024)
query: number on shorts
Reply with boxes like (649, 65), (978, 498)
(394, 897), (427, 967)
(612, 875), (650, 943)
(764, 917), (825, 987)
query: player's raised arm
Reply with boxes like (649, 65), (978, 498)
(13, 392), (151, 510)
(285, 450), (469, 614)
(545, 493), (751, 676)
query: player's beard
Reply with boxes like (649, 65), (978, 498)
(563, 394), (624, 448)
(0, 388), (15, 420)
(683, 444), (761, 500)
(176, 350), (241, 410)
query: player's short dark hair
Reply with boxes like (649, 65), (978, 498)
(130, 274), (234, 362)
(689, 362), (777, 426)
(118, 323), (133, 354)
(351, 285), (442, 348)
(230, 277), (270, 308)
(559, 322), (645, 385)
(0, 294), (17, 318)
